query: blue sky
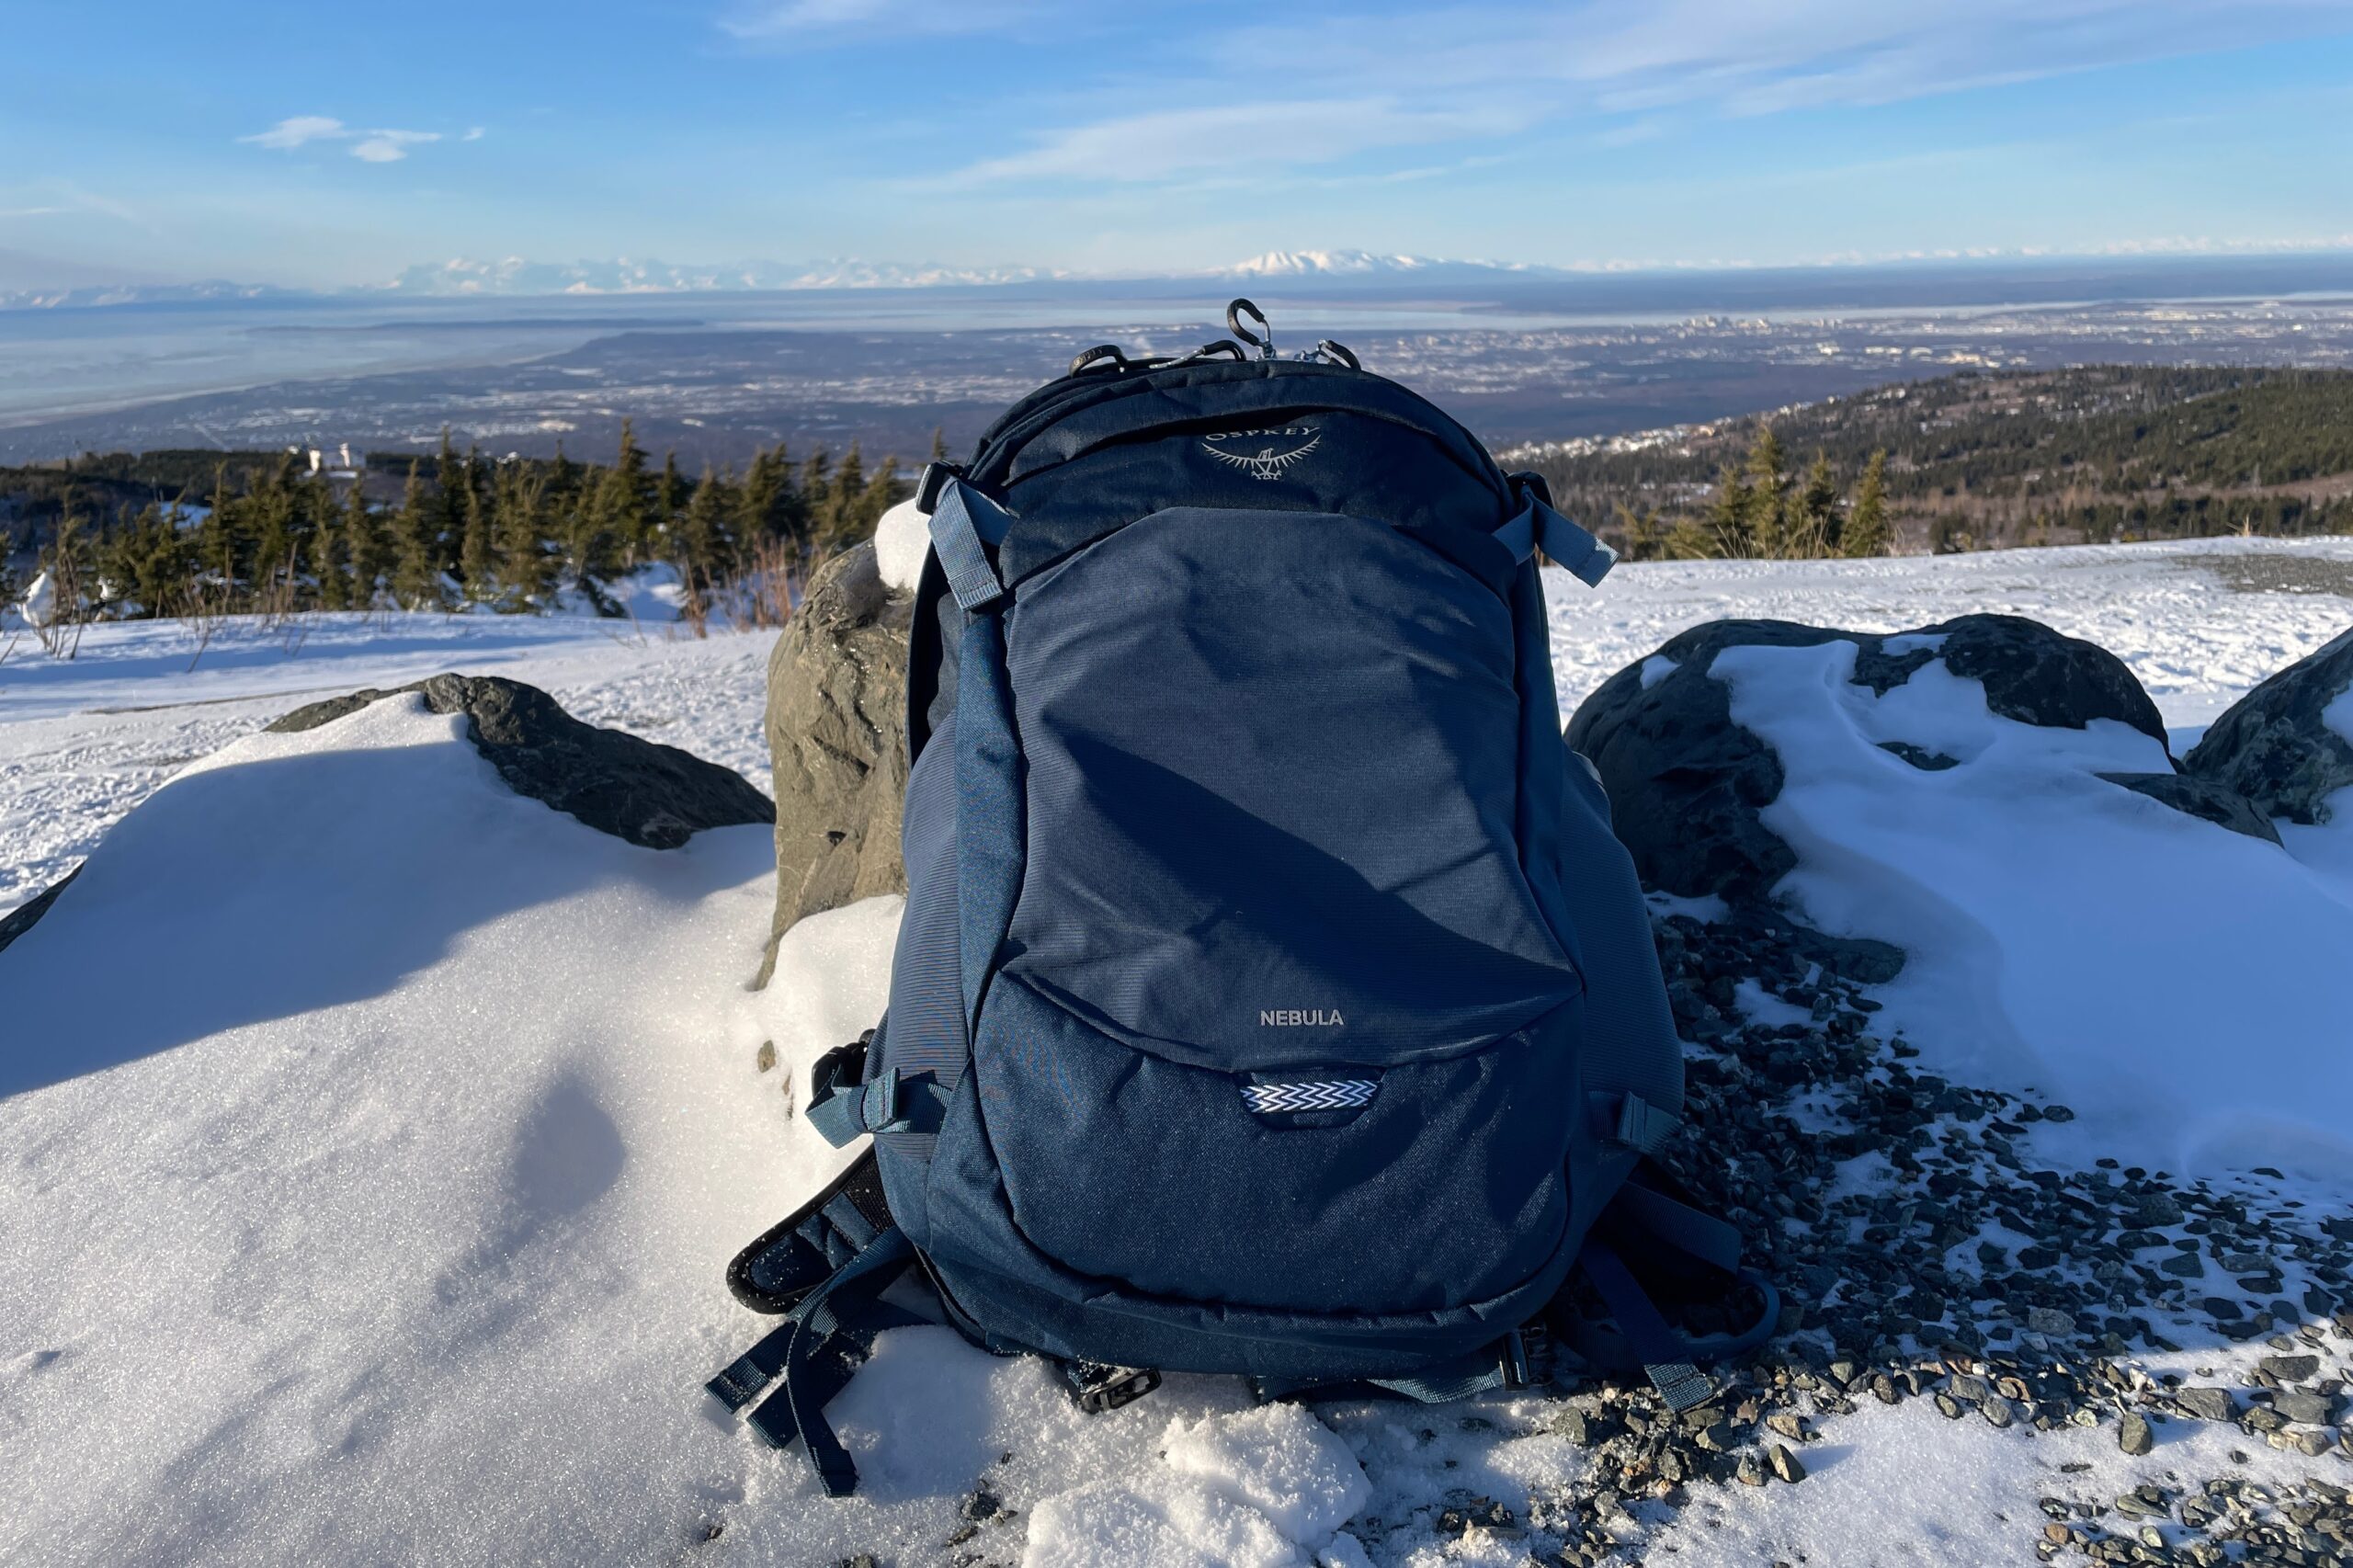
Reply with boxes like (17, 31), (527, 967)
(5, 0), (2353, 287)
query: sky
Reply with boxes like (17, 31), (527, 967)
(5, 0), (2353, 289)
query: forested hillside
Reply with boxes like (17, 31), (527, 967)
(1516, 367), (2353, 557)
(0, 424), (917, 625)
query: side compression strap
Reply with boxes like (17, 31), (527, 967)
(1606, 1179), (1745, 1277)
(1579, 1240), (1717, 1412)
(1496, 474), (1616, 586)
(926, 478), (1015, 612)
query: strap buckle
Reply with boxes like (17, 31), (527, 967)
(1063, 1361), (1161, 1415)
(915, 460), (963, 514)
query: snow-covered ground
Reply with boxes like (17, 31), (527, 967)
(2, 534), (2350, 1567)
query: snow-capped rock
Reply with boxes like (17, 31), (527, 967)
(2185, 623), (2353, 824)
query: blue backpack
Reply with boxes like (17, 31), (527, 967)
(709, 303), (1775, 1494)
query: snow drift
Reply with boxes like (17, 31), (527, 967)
(1711, 636), (2353, 1176)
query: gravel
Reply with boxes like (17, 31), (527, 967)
(1479, 908), (2353, 1568)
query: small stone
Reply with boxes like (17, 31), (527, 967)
(960, 1488), (1003, 1522)
(2027, 1307), (2075, 1336)
(1983, 1397), (2015, 1429)
(2261, 1353), (2321, 1382)
(2177, 1387), (2236, 1423)
(1768, 1444), (1806, 1483)
(1736, 1456), (1766, 1487)
(1934, 1393), (1964, 1419)
(2120, 1411), (2154, 1456)
(946, 1525), (978, 1547)
(2275, 1391), (2335, 1425)
(755, 1040), (776, 1074)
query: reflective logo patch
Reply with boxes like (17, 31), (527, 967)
(1202, 426), (1320, 481)
(1240, 1079), (1379, 1114)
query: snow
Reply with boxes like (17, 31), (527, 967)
(1, 532), (2351, 1565)
(1709, 635), (2353, 1178)
(17, 568), (57, 628)
(872, 495), (929, 594)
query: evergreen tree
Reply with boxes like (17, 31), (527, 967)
(432, 429), (467, 573)
(1795, 450), (1840, 559)
(1703, 463), (1749, 558)
(653, 450), (685, 556)
(1740, 427), (1790, 557)
(347, 478), (389, 609)
(1844, 449), (1892, 559)
(459, 480), (495, 600)
(499, 471), (557, 609)
(677, 464), (738, 585)
(392, 462), (447, 610)
(603, 420), (652, 563)
(195, 464), (241, 591)
(312, 500), (348, 611)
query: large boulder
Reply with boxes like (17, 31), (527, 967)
(758, 540), (912, 984)
(1566, 613), (2193, 911)
(268, 673), (774, 848)
(2184, 625), (2353, 824)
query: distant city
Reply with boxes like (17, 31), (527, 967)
(7, 252), (2353, 469)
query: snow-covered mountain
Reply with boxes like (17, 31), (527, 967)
(0, 278), (306, 311)
(377, 256), (1072, 296)
(0, 248), (1590, 308)
(1212, 248), (1574, 281)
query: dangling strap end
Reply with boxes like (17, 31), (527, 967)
(1650, 1359), (1716, 1412)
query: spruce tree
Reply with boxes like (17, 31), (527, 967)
(1844, 449), (1892, 559)
(1796, 450), (1840, 559)
(653, 450), (685, 557)
(1741, 427), (1790, 558)
(347, 477), (389, 609)
(1704, 463), (1749, 559)
(313, 500), (348, 610)
(432, 429), (467, 574)
(459, 481), (495, 601)
(500, 472), (557, 610)
(605, 420), (651, 563)
(392, 462), (446, 610)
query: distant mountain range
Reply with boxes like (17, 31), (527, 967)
(0, 248), (1585, 309)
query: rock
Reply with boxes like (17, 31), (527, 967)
(2260, 1353), (2321, 1382)
(759, 540), (912, 984)
(1566, 613), (2167, 909)
(2120, 1411), (2155, 1456)
(0, 867), (79, 959)
(2177, 1387), (2237, 1423)
(2185, 625), (2353, 824)
(1768, 1444), (1806, 1483)
(268, 674), (772, 850)
(2097, 772), (2282, 846)
(2274, 1391), (2335, 1425)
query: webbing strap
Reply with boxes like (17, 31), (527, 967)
(1581, 1240), (1716, 1412)
(1593, 1091), (1679, 1158)
(1495, 488), (1616, 586)
(1252, 1332), (1530, 1406)
(1608, 1180), (1744, 1276)
(807, 1070), (900, 1147)
(712, 1225), (915, 1497)
(926, 478), (1014, 612)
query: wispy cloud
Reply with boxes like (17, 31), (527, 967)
(722, 0), (1036, 40)
(946, 97), (1541, 187)
(351, 130), (442, 163)
(241, 115), (350, 151)
(921, 0), (2353, 193)
(241, 117), (451, 164)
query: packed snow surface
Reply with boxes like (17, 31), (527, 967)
(1715, 638), (2353, 1177)
(1, 534), (2350, 1565)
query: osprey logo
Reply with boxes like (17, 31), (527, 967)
(1259, 1008), (1345, 1027)
(1203, 426), (1321, 482)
